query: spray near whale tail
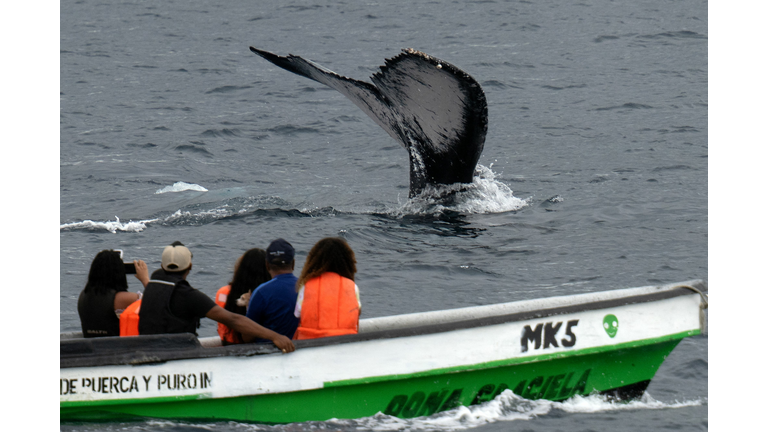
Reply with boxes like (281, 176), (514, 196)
(250, 47), (488, 197)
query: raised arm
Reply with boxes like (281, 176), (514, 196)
(133, 260), (150, 288)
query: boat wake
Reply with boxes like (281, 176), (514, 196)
(128, 391), (704, 432)
(261, 391), (703, 432)
(338, 391), (704, 431)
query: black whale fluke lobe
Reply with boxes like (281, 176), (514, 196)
(249, 47), (488, 197)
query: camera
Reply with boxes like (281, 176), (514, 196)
(124, 262), (137, 274)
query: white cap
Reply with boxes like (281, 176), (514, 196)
(161, 244), (192, 271)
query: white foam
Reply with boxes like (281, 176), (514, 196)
(155, 182), (208, 194)
(556, 392), (704, 413)
(59, 216), (158, 233)
(163, 208), (234, 224)
(137, 391), (704, 431)
(332, 391), (704, 431)
(391, 164), (529, 216)
(59, 198), (275, 233)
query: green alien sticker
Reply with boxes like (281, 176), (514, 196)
(603, 314), (619, 338)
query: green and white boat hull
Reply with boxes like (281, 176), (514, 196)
(60, 280), (707, 423)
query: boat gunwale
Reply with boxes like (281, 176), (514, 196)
(60, 329), (695, 410)
(61, 282), (705, 369)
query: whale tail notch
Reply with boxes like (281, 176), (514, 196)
(249, 47), (488, 197)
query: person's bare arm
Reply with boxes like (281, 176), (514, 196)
(205, 305), (295, 352)
(114, 291), (140, 310)
(133, 260), (150, 287)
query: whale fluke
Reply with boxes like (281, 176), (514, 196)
(250, 47), (488, 197)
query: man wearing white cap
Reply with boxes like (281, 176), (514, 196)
(138, 241), (295, 352)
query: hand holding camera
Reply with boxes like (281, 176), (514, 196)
(124, 259), (150, 288)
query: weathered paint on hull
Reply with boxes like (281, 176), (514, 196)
(60, 337), (684, 423)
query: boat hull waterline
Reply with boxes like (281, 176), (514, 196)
(60, 281), (706, 423)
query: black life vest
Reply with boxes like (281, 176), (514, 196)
(77, 288), (119, 338)
(138, 279), (199, 335)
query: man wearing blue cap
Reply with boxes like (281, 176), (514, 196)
(245, 238), (300, 341)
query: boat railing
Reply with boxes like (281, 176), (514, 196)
(60, 279), (707, 353)
(357, 279), (706, 333)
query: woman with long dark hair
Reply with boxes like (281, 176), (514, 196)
(215, 248), (271, 344)
(294, 237), (361, 340)
(77, 249), (149, 338)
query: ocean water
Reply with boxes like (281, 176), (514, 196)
(58, 0), (707, 430)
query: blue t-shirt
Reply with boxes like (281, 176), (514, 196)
(246, 273), (300, 342)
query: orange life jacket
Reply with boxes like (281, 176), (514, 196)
(119, 299), (141, 337)
(215, 285), (243, 345)
(295, 272), (359, 340)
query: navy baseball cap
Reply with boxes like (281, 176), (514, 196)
(266, 238), (295, 265)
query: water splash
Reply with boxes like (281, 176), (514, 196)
(60, 166), (526, 233)
(198, 391), (704, 432)
(556, 392), (704, 413)
(59, 216), (158, 234)
(391, 164), (529, 217)
(333, 391), (704, 431)
(155, 182), (208, 194)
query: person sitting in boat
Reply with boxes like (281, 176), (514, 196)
(124, 241), (295, 352)
(293, 237), (361, 340)
(245, 239), (301, 342)
(214, 248), (271, 345)
(78, 249), (149, 338)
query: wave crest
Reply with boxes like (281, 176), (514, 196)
(59, 197), (333, 233)
(59, 217), (158, 234)
(155, 182), (208, 194)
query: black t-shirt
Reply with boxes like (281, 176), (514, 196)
(168, 280), (216, 321)
(140, 269), (217, 335)
(148, 268), (216, 320)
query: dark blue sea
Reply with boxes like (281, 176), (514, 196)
(56, 0), (708, 430)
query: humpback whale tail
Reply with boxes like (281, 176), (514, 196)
(250, 47), (488, 197)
